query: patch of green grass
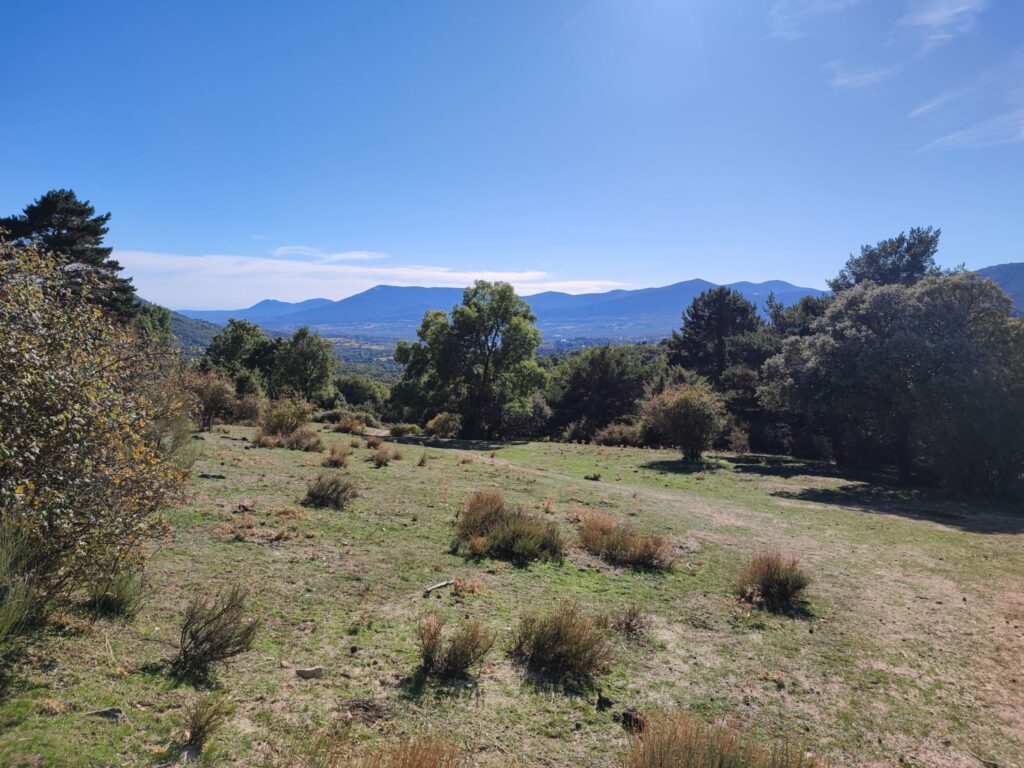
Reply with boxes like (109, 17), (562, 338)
(0, 425), (1021, 766)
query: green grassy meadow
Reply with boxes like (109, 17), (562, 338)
(1, 425), (1021, 767)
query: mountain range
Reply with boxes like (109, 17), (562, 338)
(176, 264), (1024, 343)
(178, 280), (827, 341)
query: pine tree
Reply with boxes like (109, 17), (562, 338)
(1, 189), (137, 319)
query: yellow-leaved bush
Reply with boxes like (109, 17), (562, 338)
(1, 239), (190, 609)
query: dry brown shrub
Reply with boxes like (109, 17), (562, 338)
(452, 577), (482, 597)
(321, 445), (351, 468)
(366, 446), (391, 467)
(366, 435), (384, 449)
(511, 599), (611, 681)
(734, 551), (810, 613)
(578, 512), (674, 571)
(416, 613), (493, 679)
(623, 710), (820, 768)
(303, 474), (358, 509)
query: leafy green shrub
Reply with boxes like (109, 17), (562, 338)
(186, 370), (235, 431)
(455, 491), (563, 564)
(283, 428), (323, 452)
(170, 585), (259, 682)
(321, 445), (351, 468)
(389, 423), (423, 437)
(84, 570), (144, 619)
(623, 709), (820, 767)
(593, 422), (642, 447)
(416, 613), (494, 679)
(734, 551), (810, 613)
(640, 382), (725, 461)
(425, 412), (462, 439)
(511, 599), (611, 681)
(1, 241), (188, 611)
(578, 512), (674, 571)
(303, 474), (358, 509)
(259, 398), (310, 437)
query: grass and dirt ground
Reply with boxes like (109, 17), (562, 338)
(1, 424), (1022, 767)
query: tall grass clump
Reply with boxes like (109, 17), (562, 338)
(303, 474), (357, 509)
(182, 693), (232, 755)
(0, 527), (35, 650)
(578, 511), (674, 571)
(263, 733), (464, 768)
(169, 585), (259, 682)
(416, 613), (494, 679)
(622, 710), (820, 768)
(84, 569), (144, 619)
(454, 491), (563, 565)
(734, 551), (810, 613)
(366, 446), (392, 467)
(511, 599), (611, 681)
(321, 445), (351, 468)
(366, 434), (384, 449)
(357, 736), (464, 768)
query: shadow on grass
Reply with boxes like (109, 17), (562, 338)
(772, 484), (1024, 534)
(386, 436), (527, 452)
(398, 667), (482, 703)
(639, 458), (724, 475)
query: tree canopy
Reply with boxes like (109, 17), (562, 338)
(393, 281), (544, 438)
(828, 226), (943, 292)
(669, 286), (763, 385)
(0, 189), (137, 319)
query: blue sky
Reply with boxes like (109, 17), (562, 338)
(2, 0), (1022, 309)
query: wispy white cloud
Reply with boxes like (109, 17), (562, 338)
(921, 108), (1024, 150)
(826, 61), (898, 90)
(901, 0), (985, 51)
(115, 249), (629, 309)
(769, 0), (861, 40)
(270, 245), (388, 262)
(909, 89), (959, 117)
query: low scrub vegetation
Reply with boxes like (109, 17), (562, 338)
(454, 491), (563, 564)
(623, 710), (820, 768)
(416, 612), (494, 679)
(511, 599), (612, 681)
(356, 736), (464, 768)
(425, 412), (461, 438)
(366, 446), (393, 467)
(332, 414), (367, 435)
(169, 585), (260, 682)
(579, 512), (674, 571)
(389, 422), (422, 437)
(640, 382), (726, 461)
(593, 421), (642, 447)
(303, 474), (358, 509)
(254, 400), (321, 450)
(84, 570), (144, 619)
(366, 434), (384, 449)
(603, 602), (649, 637)
(321, 445), (351, 468)
(734, 551), (810, 613)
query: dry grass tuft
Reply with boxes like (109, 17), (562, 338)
(366, 435), (384, 449)
(303, 474), (358, 509)
(455, 491), (563, 564)
(417, 451), (428, 467)
(332, 414), (367, 435)
(623, 710), (820, 768)
(366, 446), (392, 467)
(321, 445), (351, 468)
(603, 602), (648, 637)
(182, 693), (232, 753)
(578, 511), (674, 571)
(452, 577), (482, 597)
(511, 599), (611, 681)
(283, 428), (323, 452)
(734, 551), (810, 613)
(416, 612), (493, 679)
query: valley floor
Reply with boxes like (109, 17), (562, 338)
(1, 427), (1022, 767)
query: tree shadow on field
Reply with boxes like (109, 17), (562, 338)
(386, 436), (525, 453)
(772, 483), (1024, 534)
(639, 458), (724, 475)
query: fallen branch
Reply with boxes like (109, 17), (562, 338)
(422, 580), (454, 597)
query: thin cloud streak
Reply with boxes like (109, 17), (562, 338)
(826, 61), (898, 89)
(920, 108), (1024, 150)
(769, 0), (861, 40)
(909, 89), (959, 117)
(115, 249), (629, 309)
(271, 245), (388, 262)
(901, 0), (985, 51)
